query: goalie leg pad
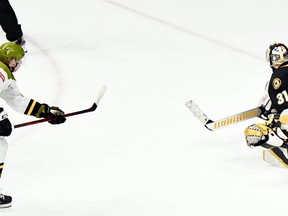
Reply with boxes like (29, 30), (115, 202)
(263, 147), (288, 168)
(266, 130), (285, 147)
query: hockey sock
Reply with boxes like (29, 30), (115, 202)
(0, 162), (3, 178)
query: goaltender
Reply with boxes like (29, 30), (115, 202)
(245, 42), (288, 168)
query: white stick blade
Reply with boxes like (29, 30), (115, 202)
(95, 85), (107, 105)
(185, 100), (211, 125)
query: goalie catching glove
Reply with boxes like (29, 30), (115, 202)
(244, 118), (287, 148)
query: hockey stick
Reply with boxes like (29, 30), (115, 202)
(14, 85), (107, 129)
(185, 100), (262, 131)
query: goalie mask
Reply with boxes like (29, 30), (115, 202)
(266, 43), (288, 69)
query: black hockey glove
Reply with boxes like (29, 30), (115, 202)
(13, 36), (26, 46)
(259, 103), (279, 121)
(41, 104), (66, 125)
(259, 105), (270, 120)
(0, 108), (12, 136)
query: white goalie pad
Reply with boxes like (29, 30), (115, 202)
(262, 148), (288, 168)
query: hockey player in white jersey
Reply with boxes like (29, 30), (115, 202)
(245, 43), (288, 168)
(0, 42), (66, 208)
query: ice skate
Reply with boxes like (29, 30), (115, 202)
(0, 193), (12, 208)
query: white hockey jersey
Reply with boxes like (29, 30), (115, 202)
(0, 61), (45, 117)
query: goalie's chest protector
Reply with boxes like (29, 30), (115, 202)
(268, 64), (288, 113)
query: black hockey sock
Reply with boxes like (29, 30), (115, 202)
(0, 162), (4, 178)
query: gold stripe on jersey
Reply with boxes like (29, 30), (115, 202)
(24, 99), (45, 118)
(0, 162), (4, 178)
(27, 100), (37, 115)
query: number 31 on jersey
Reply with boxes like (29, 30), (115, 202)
(277, 90), (288, 105)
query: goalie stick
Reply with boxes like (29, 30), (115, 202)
(185, 100), (262, 131)
(14, 85), (107, 129)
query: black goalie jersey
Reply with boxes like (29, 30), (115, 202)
(268, 62), (288, 114)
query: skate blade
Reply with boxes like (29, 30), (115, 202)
(0, 203), (12, 208)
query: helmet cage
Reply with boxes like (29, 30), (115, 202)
(266, 43), (288, 68)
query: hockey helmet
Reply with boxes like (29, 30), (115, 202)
(266, 43), (288, 68)
(0, 42), (25, 65)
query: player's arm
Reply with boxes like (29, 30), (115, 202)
(258, 82), (279, 120)
(0, 83), (65, 124)
(0, 0), (24, 44)
(24, 100), (66, 124)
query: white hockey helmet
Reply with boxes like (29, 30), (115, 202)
(266, 43), (288, 68)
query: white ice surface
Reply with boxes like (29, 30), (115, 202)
(1, 0), (288, 215)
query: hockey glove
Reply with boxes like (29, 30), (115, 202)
(40, 104), (66, 124)
(13, 36), (26, 46)
(0, 108), (12, 136)
(244, 118), (286, 148)
(259, 99), (279, 120)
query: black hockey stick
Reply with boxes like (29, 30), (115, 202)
(14, 85), (107, 129)
(185, 100), (262, 131)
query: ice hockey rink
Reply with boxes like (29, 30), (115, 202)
(1, 0), (288, 215)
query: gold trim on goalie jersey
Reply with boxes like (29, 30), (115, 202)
(280, 114), (288, 124)
(272, 78), (282, 90)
